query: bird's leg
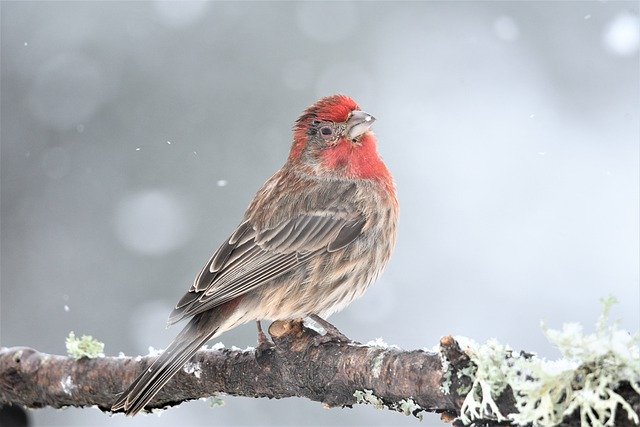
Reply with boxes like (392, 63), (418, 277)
(255, 320), (274, 355)
(256, 320), (268, 344)
(309, 314), (350, 343)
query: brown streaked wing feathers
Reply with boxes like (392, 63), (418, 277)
(210, 222), (255, 274)
(167, 211), (365, 325)
(328, 216), (367, 252)
(188, 221), (254, 294)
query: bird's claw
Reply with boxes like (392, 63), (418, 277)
(312, 330), (351, 345)
(255, 321), (275, 359)
(308, 314), (351, 345)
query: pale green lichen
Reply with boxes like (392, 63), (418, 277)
(371, 352), (385, 378)
(354, 389), (385, 410)
(457, 295), (640, 427)
(208, 396), (225, 407)
(398, 398), (424, 421)
(441, 368), (452, 395)
(65, 331), (105, 359)
(459, 339), (511, 423)
(439, 346), (453, 395)
(354, 390), (424, 420)
(456, 363), (477, 395)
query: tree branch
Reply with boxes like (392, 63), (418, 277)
(0, 320), (638, 426)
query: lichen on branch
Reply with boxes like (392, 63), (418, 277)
(0, 299), (638, 427)
(448, 296), (640, 427)
(65, 331), (105, 360)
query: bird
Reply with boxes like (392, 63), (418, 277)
(111, 94), (399, 415)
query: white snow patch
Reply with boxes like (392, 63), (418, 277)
(219, 344), (253, 353)
(60, 376), (76, 395)
(183, 361), (202, 378)
(423, 343), (441, 353)
(147, 346), (164, 357)
(453, 335), (480, 352)
(365, 337), (400, 350)
(540, 359), (580, 376)
(151, 408), (164, 417)
(303, 318), (324, 333)
(209, 342), (225, 351)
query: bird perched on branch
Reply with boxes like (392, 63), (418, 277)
(112, 94), (399, 415)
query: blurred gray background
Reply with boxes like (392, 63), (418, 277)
(1, 1), (638, 426)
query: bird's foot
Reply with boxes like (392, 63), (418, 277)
(309, 314), (351, 345)
(255, 321), (275, 358)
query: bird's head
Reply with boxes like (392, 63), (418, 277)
(289, 95), (391, 185)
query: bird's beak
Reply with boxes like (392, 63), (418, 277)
(346, 110), (376, 140)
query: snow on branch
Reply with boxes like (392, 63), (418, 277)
(0, 300), (638, 426)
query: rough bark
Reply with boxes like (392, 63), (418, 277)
(0, 320), (638, 426)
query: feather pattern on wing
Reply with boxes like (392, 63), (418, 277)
(167, 205), (364, 325)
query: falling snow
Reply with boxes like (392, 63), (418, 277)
(2, 3), (639, 425)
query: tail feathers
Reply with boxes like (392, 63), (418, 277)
(112, 317), (219, 416)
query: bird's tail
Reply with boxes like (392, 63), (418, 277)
(111, 312), (221, 416)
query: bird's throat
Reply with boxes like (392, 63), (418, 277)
(322, 134), (393, 187)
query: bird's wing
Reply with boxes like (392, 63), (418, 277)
(167, 211), (365, 325)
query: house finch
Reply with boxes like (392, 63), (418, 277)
(112, 94), (399, 415)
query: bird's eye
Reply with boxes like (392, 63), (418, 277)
(320, 126), (333, 137)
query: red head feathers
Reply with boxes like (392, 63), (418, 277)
(288, 95), (394, 191)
